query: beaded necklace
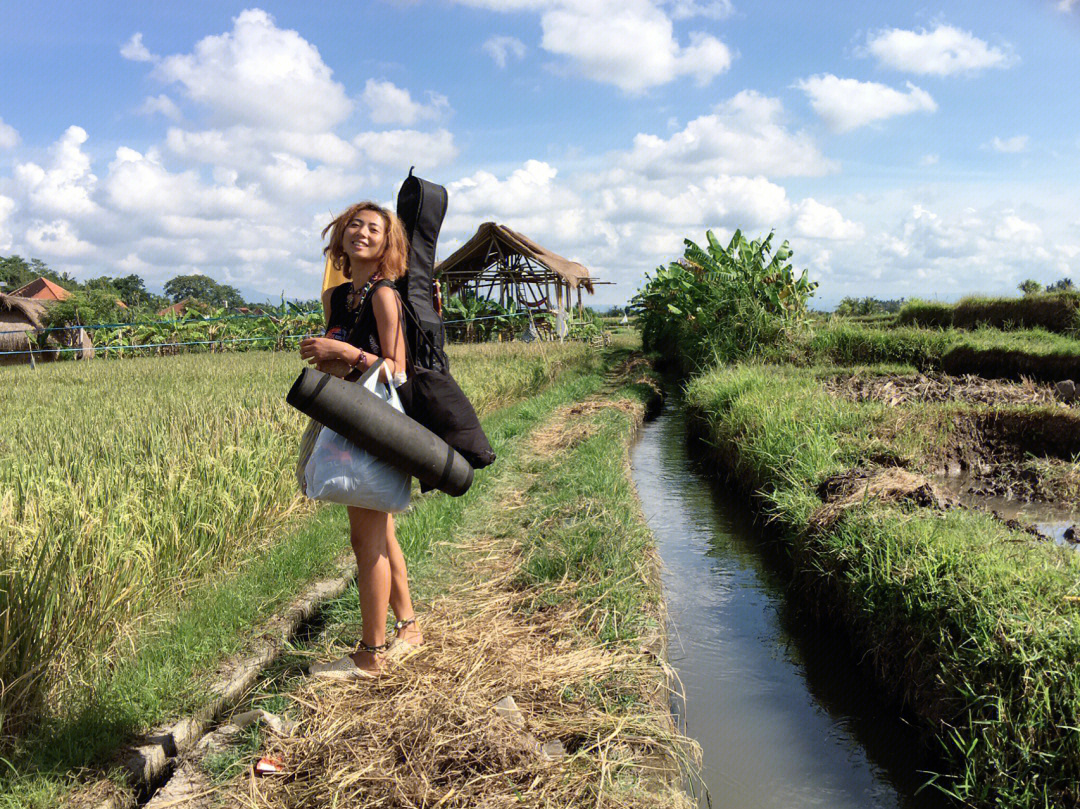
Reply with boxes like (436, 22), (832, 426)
(346, 272), (383, 314)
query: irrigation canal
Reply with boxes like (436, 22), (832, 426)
(631, 402), (947, 808)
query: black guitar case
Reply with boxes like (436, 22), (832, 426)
(395, 168), (450, 373)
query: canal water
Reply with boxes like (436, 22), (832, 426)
(631, 404), (946, 809)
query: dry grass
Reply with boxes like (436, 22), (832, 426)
(219, 534), (692, 809)
(823, 371), (1067, 408)
(528, 399), (641, 454)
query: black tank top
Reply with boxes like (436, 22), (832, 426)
(325, 280), (398, 358)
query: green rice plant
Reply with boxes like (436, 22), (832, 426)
(0, 342), (589, 742)
(797, 323), (955, 369)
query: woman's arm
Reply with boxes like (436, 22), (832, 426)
(299, 289), (361, 376)
(371, 285), (408, 383)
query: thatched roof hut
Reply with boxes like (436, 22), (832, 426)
(1, 293), (49, 365)
(0, 293), (94, 365)
(436, 222), (601, 314)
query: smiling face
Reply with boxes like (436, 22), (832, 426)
(322, 201), (408, 282)
(342, 209), (388, 266)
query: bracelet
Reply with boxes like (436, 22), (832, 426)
(352, 349), (366, 369)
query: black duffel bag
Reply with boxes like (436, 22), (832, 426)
(391, 291), (495, 471)
(397, 364), (495, 470)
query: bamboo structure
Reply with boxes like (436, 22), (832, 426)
(437, 222), (606, 316)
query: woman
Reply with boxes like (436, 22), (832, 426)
(300, 201), (423, 678)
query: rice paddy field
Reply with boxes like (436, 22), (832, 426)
(0, 343), (593, 765)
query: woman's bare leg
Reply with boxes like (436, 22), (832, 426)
(386, 516), (423, 646)
(348, 506), (391, 671)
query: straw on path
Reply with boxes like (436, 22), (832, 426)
(223, 420), (694, 808)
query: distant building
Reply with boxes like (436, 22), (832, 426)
(10, 277), (72, 301)
(157, 299), (194, 317)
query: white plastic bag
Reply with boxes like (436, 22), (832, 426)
(303, 366), (411, 512)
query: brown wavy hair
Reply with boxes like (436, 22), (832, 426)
(322, 201), (408, 281)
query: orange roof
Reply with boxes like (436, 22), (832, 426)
(10, 277), (71, 301)
(156, 299), (191, 317)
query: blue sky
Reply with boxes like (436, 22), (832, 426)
(1, 1), (1078, 307)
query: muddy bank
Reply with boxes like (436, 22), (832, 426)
(824, 371), (1080, 512)
(822, 371), (1071, 408)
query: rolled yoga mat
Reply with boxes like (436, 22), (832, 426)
(287, 367), (474, 497)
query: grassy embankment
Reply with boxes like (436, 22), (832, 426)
(0, 342), (600, 807)
(791, 293), (1080, 382)
(190, 346), (691, 808)
(895, 291), (1080, 334)
(782, 321), (1080, 382)
(682, 363), (1080, 807)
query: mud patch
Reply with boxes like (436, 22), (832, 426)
(825, 371), (1080, 511)
(811, 467), (957, 529)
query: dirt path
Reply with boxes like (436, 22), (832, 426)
(146, 359), (693, 809)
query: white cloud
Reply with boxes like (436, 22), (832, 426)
(543, 0), (731, 92)
(12, 126), (98, 217)
(0, 118), (20, 149)
(794, 198), (865, 240)
(989, 135), (1028, 153)
(0, 195), (15, 251)
(620, 91), (835, 179)
(155, 9), (351, 132)
(666, 0), (734, 19)
(139, 94), (182, 121)
(444, 160), (615, 257)
(483, 35), (527, 68)
(1057, 0), (1077, 12)
(120, 32), (156, 63)
(361, 79), (449, 126)
(353, 128), (458, 170)
(865, 24), (1015, 75)
(995, 213), (1042, 242)
(448, 160), (573, 218)
(601, 174), (792, 229)
(257, 153), (366, 202)
(165, 126), (358, 169)
(24, 219), (94, 258)
(796, 75), (936, 133)
(102, 146), (270, 219)
(823, 202), (1065, 300)
(452, 0), (733, 92)
(920, 153), (939, 166)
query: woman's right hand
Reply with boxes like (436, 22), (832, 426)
(316, 358), (355, 378)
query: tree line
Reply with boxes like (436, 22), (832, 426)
(0, 254), (274, 329)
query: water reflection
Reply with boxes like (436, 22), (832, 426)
(631, 406), (946, 809)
